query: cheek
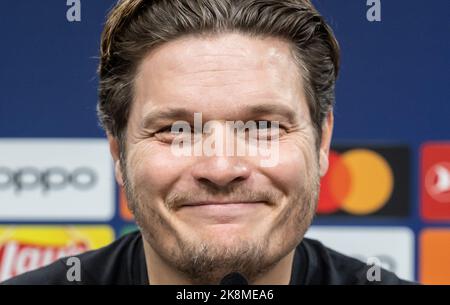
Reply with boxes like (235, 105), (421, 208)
(127, 144), (186, 197)
(261, 140), (316, 194)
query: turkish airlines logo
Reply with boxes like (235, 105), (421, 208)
(421, 142), (450, 221)
(425, 163), (450, 203)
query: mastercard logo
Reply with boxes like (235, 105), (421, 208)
(318, 149), (395, 215)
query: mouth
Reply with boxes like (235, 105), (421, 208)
(177, 201), (269, 223)
(181, 201), (267, 207)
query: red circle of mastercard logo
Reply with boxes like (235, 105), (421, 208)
(318, 149), (394, 215)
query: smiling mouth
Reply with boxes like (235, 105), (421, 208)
(176, 201), (270, 222)
(181, 201), (267, 207)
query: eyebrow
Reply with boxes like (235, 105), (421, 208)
(140, 103), (298, 129)
(141, 108), (195, 130)
(242, 104), (298, 124)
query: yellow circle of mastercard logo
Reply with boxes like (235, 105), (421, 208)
(318, 149), (394, 215)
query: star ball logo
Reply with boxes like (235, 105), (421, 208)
(421, 142), (450, 221)
(317, 145), (410, 217)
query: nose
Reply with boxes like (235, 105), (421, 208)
(191, 156), (251, 189)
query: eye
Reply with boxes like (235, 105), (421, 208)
(255, 120), (274, 129)
(155, 126), (173, 134)
(152, 123), (196, 144)
(255, 120), (284, 132)
(245, 120), (285, 141)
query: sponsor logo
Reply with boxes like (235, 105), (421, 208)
(0, 226), (114, 282)
(421, 142), (450, 221)
(0, 139), (114, 221)
(420, 229), (450, 285)
(425, 163), (450, 203)
(306, 226), (415, 281)
(0, 241), (88, 281)
(0, 166), (97, 193)
(317, 145), (410, 217)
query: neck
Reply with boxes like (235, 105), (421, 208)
(142, 240), (296, 285)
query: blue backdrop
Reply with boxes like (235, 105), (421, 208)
(0, 0), (449, 283)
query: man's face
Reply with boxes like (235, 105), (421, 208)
(111, 33), (332, 284)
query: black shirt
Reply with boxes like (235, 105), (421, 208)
(0, 231), (413, 285)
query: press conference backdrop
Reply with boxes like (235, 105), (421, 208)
(0, 0), (449, 284)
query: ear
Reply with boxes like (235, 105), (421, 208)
(318, 111), (334, 177)
(107, 134), (124, 187)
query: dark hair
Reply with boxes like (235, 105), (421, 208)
(97, 0), (340, 146)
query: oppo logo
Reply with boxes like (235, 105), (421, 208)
(0, 167), (97, 193)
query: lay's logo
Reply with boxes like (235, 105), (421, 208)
(0, 241), (88, 281)
(317, 145), (410, 217)
(0, 226), (114, 282)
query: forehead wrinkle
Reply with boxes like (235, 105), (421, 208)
(133, 33), (308, 122)
(140, 33), (295, 76)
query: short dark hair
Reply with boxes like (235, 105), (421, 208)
(97, 0), (340, 146)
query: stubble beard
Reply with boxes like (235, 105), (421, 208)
(120, 153), (320, 284)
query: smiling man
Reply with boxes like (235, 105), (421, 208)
(2, 0), (411, 285)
